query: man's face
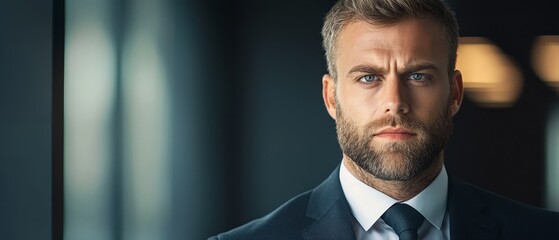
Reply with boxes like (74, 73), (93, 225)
(322, 18), (463, 181)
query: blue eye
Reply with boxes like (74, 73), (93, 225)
(359, 75), (379, 83)
(409, 73), (426, 81)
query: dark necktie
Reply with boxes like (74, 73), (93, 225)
(381, 203), (425, 240)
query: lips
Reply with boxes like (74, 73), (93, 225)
(373, 128), (417, 140)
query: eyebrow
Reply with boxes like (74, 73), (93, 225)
(346, 65), (386, 78)
(346, 62), (440, 78)
(400, 63), (439, 77)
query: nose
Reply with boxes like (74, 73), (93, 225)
(382, 78), (409, 115)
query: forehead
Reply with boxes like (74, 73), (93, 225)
(336, 18), (448, 73)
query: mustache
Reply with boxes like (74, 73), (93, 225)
(364, 115), (424, 134)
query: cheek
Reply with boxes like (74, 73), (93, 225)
(411, 89), (450, 119)
(341, 85), (383, 111)
(343, 95), (383, 125)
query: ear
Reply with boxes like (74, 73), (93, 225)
(322, 74), (337, 120)
(450, 70), (464, 116)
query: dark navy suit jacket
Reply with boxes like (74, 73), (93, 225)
(210, 166), (559, 239)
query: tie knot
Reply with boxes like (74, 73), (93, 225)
(381, 203), (425, 240)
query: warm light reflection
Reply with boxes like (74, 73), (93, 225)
(532, 35), (559, 92)
(457, 37), (523, 107)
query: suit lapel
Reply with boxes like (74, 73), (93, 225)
(448, 176), (499, 240)
(302, 166), (356, 240)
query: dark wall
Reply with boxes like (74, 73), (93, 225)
(180, 1), (340, 238)
(0, 0), (53, 239)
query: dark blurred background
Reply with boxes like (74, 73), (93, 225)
(1, 0), (53, 239)
(2, 0), (559, 239)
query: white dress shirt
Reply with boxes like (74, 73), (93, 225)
(339, 161), (451, 240)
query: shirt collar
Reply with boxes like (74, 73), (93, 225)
(339, 161), (448, 231)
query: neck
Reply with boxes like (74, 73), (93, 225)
(343, 153), (444, 201)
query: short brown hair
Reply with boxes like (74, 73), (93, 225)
(322, 0), (459, 80)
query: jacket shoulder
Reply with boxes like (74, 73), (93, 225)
(210, 190), (314, 240)
(460, 179), (558, 218)
(451, 177), (559, 238)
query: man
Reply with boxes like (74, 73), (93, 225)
(210, 0), (559, 239)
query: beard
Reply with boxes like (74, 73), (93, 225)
(336, 100), (453, 181)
